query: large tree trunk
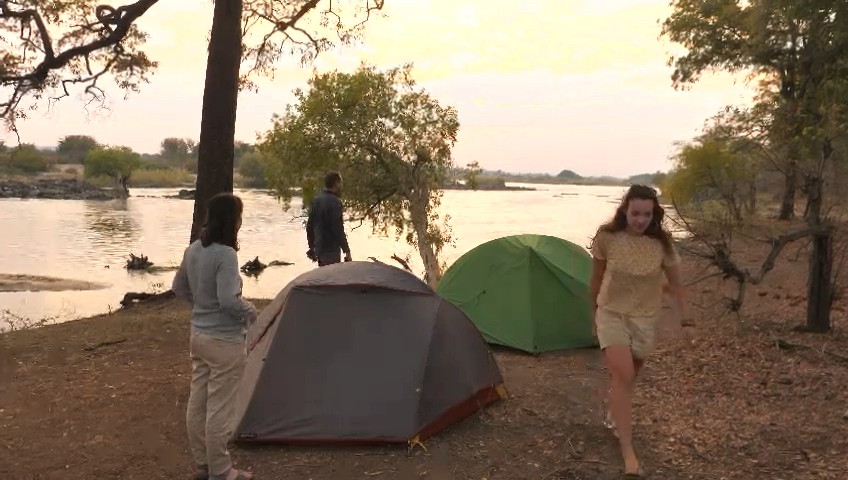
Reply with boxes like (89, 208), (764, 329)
(778, 161), (797, 220)
(407, 188), (441, 288)
(805, 229), (833, 332)
(802, 174), (832, 332)
(189, 0), (243, 243)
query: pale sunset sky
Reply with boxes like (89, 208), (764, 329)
(3, 0), (755, 177)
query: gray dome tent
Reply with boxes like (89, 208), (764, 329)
(233, 261), (506, 445)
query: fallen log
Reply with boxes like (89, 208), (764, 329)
(83, 338), (127, 352)
(119, 290), (175, 308)
(240, 257), (293, 276)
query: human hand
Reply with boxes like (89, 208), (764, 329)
(591, 307), (598, 338)
(306, 249), (317, 262)
(344, 252), (352, 262)
(246, 303), (258, 326)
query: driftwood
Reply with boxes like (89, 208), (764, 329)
(776, 338), (848, 363)
(83, 338), (127, 352)
(125, 253), (153, 270)
(240, 256), (293, 276)
(119, 290), (175, 308)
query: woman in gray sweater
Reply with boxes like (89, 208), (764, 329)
(173, 193), (257, 480)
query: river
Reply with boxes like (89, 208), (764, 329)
(0, 183), (631, 330)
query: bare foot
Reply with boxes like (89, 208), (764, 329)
(622, 449), (640, 476)
(226, 469), (254, 480)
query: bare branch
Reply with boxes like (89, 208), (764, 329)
(350, 188), (397, 230)
(240, 0), (385, 84)
(1, 0), (159, 131)
(672, 197), (831, 312)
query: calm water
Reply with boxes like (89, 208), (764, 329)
(0, 184), (631, 329)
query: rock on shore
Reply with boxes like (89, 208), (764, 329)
(0, 178), (124, 200)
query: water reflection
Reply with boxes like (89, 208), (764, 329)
(83, 199), (137, 246)
(0, 184), (632, 327)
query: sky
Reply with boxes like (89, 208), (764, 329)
(2, 0), (756, 177)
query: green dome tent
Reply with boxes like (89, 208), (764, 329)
(436, 234), (596, 353)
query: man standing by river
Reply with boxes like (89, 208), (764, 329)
(306, 172), (352, 266)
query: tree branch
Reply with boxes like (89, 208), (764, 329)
(1, 0), (159, 131)
(673, 196), (830, 312)
(349, 188), (397, 230)
(241, 0), (385, 83)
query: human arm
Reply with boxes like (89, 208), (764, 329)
(331, 197), (351, 259)
(588, 231), (608, 335)
(305, 199), (317, 260)
(663, 249), (688, 322)
(171, 249), (191, 301)
(216, 248), (258, 325)
(589, 258), (606, 313)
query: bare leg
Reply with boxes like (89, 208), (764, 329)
(605, 355), (645, 430)
(604, 345), (640, 475)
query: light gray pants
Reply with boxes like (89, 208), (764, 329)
(186, 332), (246, 477)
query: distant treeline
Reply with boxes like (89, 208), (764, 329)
(448, 166), (666, 188)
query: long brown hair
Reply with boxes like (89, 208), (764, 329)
(200, 193), (243, 250)
(590, 184), (673, 253)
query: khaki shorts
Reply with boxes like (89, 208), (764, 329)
(595, 308), (659, 359)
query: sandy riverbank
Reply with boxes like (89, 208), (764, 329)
(0, 243), (845, 479)
(0, 273), (108, 292)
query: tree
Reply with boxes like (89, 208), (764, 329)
(159, 138), (196, 161)
(233, 141), (254, 167)
(57, 135), (100, 163)
(260, 64), (459, 286)
(663, 0), (848, 332)
(661, 0), (848, 221)
(84, 146), (141, 195)
(556, 169), (581, 180)
(9, 144), (48, 173)
(1, 0), (386, 243)
(237, 151), (267, 187)
(463, 161), (483, 190)
(664, 108), (761, 224)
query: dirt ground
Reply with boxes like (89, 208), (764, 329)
(0, 245), (846, 480)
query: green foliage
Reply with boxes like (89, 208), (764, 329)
(84, 147), (142, 179)
(238, 152), (268, 187)
(662, 0), (848, 168)
(233, 141), (255, 167)
(628, 171), (666, 187)
(662, 1), (848, 330)
(8, 144), (49, 174)
(128, 168), (193, 187)
(259, 64), (460, 284)
(139, 161), (172, 171)
(664, 135), (757, 222)
(57, 135), (99, 163)
(160, 138), (196, 161)
(463, 161), (483, 189)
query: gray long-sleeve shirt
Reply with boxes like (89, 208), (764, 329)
(172, 240), (256, 340)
